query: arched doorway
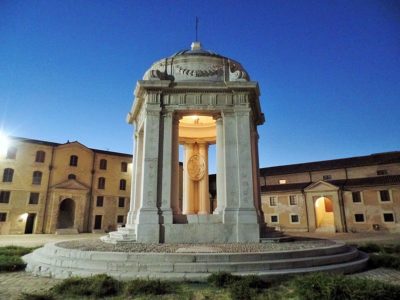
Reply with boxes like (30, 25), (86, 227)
(315, 197), (335, 232)
(57, 198), (75, 229)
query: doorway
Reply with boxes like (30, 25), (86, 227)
(315, 197), (335, 232)
(24, 213), (36, 234)
(57, 198), (75, 228)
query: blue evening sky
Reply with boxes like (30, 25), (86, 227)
(1, 0), (399, 170)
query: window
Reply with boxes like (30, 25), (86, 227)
(94, 215), (102, 229)
(70, 155), (78, 166)
(29, 192), (39, 204)
(269, 196), (277, 206)
(6, 146), (17, 159)
(290, 214), (300, 223)
(289, 195), (297, 205)
(0, 191), (10, 203)
(323, 175), (332, 180)
(279, 179), (286, 184)
(99, 159), (107, 170)
(118, 197), (125, 208)
(121, 162), (128, 172)
(352, 191), (362, 203)
(2, 168), (14, 182)
(98, 177), (105, 189)
(119, 179), (126, 191)
(117, 215), (124, 223)
(383, 213), (395, 223)
(270, 215), (278, 223)
(380, 190), (390, 202)
(96, 196), (104, 207)
(0, 213), (6, 222)
(35, 151), (45, 163)
(32, 171), (42, 185)
(354, 214), (365, 222)
(68, 174), (76, 180)
(377, 170), (388, 176)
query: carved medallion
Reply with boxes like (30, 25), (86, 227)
(187, 154), (205, 181)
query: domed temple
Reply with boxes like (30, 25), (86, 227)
(104, 42), (265, 243)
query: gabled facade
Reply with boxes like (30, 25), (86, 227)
(260, 152), (400, 233)
(0, 137), (132, 234)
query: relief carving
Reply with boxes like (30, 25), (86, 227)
(187, 154), (206, 181)
(176, 64), (223, 77)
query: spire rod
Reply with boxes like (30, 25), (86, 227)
(195, 17), (199, 42)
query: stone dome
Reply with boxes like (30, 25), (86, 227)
(143, 42), (250, 82)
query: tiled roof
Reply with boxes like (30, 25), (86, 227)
(261, 175), (400, 193)
(9, 136), (132, 158)
(260, 152), (400, 176)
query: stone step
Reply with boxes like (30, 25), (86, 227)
(23, 248), (368, 281)
(23, 240), (367, 281)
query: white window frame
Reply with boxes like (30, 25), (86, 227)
(351, 191), (363, 204)
(269, 196), (278, 207)
(382, 211), (395, 223)
(270, 215), (279, 224)
(378, 190), (392, 203)
(353, 213), (365, 223)
(289, 195), (298, 206)
(290, 213), (300, 224)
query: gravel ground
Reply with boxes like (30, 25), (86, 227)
(57, 238), (334, 253)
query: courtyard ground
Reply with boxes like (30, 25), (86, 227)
(0, 232), (399, 299)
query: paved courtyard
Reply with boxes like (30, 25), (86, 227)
(0, 232), (400, 298)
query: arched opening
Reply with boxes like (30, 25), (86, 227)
(179, 115), (216, 215)
(315, 197), (335, 231)
(57, 198), (75, 229)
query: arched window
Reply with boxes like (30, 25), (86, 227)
(6, 147), (17, 159)
(68, 174), (76, 180)
(32, 171), (42, 185)
(35, 150), (46, 163)
(98, 177), (106, 189)
(119, 179), (126, 190)
(99, 159), (107, 170)
(2, 168), (14, 182)
(121, 162), (127, 172)
(70, 155), (78, 166)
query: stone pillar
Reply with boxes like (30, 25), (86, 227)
(136, 106), (161, 242)
(126, 130), (139, 226)
(160, 112), (173, 224)
(234, 108), (259, 241)
(214, 116), (226, 214)
(221, 111), (240, 224)
(198, 142), (209, 214)
(127, 129), (144, 226)
(182, 143), (195, 214)
(171, 116), (180, 215)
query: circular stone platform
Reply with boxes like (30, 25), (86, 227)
(23, 238), (368, 281)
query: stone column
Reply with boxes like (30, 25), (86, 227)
(171, 116), (180, 215)
(198, 142), (209, 214)
(221, 111), (240, 224)
(136, 106), (161, 242)
(214, 116), (226, 214)
(182, 143), (195, 214)
(234, 108), (259, 241)
(160, 112), (173, 224)
(126, 130), (140, 226)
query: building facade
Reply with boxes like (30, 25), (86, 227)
(1, 136), (399, 234)
(259, 152), (400, 233)
(0, 137), (132, 234)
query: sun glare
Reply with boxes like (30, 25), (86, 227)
(0, 131), (10, 156)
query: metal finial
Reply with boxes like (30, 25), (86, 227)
(195, 17), (199, 42)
